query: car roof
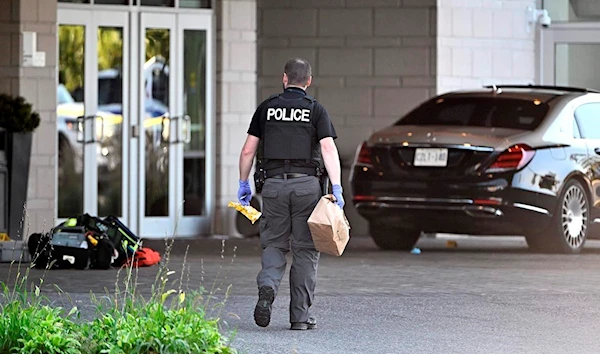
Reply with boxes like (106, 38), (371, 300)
(438, 85), (600, 104)
(98, 69), (121, 79)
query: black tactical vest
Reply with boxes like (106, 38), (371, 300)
(258, 92), (322, 176)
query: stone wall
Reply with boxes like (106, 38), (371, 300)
(437, 0), (537, 94)
(257, 0), (437, 235)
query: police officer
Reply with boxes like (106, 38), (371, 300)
(237, 58), (344, 330)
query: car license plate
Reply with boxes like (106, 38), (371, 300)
(413, 148), (448, 167)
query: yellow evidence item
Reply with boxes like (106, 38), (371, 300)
(228, 201), (262, 224)
(446, 240), (458, 248)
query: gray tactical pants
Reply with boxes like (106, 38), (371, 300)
(257, 175), (321, 323)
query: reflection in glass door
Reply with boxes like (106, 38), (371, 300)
(57, 23), (85, 218)
(175, 13), (213, 236)
(57, 9), (129, 223)
(182, 30), (206, 216)
(143, 28), (171, 217)
(139, 13), (176, 237)
(97, 26), (125, 217)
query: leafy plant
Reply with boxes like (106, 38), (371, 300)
(0, 94), (41, 133)
(0, 267), (81, 354)
(0, 301), (82, 354)
(81, 298), (233, 354)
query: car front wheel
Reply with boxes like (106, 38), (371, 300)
(525, 179), (590, 254)
(370, 221), (422, 251)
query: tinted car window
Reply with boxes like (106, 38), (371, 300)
(395, 97), (549, 130)
(574, 103), (600, 139)
(98, 77), (123, 105)
(151, 70), (169, 107)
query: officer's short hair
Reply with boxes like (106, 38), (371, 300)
(284, 58), (312, 86)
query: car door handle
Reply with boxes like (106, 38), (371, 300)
(595, 148), (600, 155)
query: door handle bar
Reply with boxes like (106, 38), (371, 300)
(76, 115), (103, 144)
(161, 115), (170, 143)
(183, 115), (191, 144)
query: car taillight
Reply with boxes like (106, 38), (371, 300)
(486, 144), (535, 173)
(355, 141), (372, 166)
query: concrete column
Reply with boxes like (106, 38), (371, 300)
(0, 0), (57, 239)
(215, 0), (257, 235)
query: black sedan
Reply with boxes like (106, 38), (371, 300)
(350, 85), (600, 254)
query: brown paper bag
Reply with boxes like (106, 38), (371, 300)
(307, 194), (351, 256)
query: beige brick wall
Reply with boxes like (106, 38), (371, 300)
(214, 0), (257, 235)
(437, 0), (537, 94)
(0, 0), (57, 239)
(258, 0), (437, 235)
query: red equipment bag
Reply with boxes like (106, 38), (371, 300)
(124, 247), (161, 268)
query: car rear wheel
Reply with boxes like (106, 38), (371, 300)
(525, 179), (590, 254)
(370, 222), (422, 250)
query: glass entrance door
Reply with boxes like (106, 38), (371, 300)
(58, 7), (214, 238)
(138, 12), (213, 238)
(57, 9), (129, 223)
(138, 13), (177, 237)
(174, 13), (214, 236)
(541, 24), (600, 90)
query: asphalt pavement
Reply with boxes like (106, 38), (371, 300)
(2, 235), (600, 354)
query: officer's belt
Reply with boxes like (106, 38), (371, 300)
(265, 166), (317, 179)
(269, 173), (310, 179)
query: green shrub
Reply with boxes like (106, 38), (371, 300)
(0, 279), (82, 354)
(82, 299), (233, 354)
(0, 301), (82, 354)
(0, 94), (41, 133)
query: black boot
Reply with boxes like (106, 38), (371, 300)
(290, 316), (317, 330)
(254, 286), (275, 327)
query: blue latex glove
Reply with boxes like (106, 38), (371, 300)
(332, 184), (345, 209)
(238, 180), (252, 206)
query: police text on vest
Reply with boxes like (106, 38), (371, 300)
(267, 108), (310, 122)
